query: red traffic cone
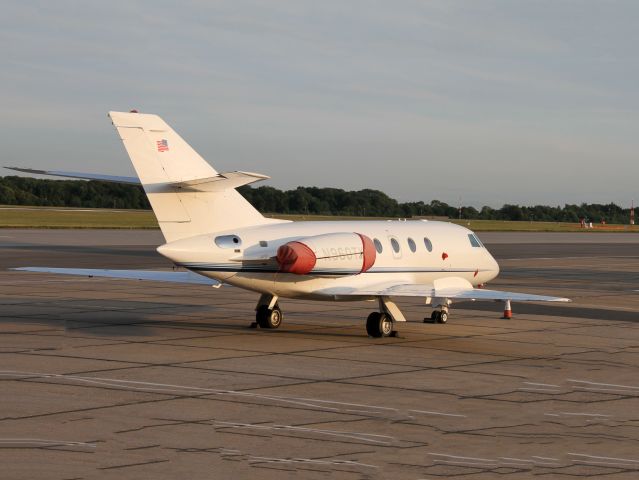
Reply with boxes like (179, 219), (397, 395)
(502, 300), (512, 319)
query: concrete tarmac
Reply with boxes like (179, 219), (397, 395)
(1, 229), (638, 479)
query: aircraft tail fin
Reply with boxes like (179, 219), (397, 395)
(108, 111), (277, 242)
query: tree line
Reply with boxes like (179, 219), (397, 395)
(0, 175), (633, 224)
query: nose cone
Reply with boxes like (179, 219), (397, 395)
(486, 251), (500, 281)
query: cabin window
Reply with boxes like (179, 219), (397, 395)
(373, 238), (383, 254)
(424, 237), (433, 252)
(468, 233), (482, 248)
(407, 237), (416, 253)
(390, 237), (400, 253)
(215, 235), (242, 248)
(259, 240), (268, 247)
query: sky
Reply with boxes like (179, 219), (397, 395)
(1, 0), (638, 208)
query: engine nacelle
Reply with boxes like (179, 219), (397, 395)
(277, 232), (376, 275)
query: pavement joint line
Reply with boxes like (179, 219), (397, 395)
(8, 351), (154, 366)
(98, 459), (170, 470)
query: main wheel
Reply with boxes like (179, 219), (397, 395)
(366, 312), (381, 337)
(366, 312), (392, 338)
(256, 305), (283, 329)
(438, 311), (448, 324)
(256, 306), (268, 327)
(380, 314), (393, 336)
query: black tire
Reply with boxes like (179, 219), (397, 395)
(366, 312), (382, 337)
(256, 306), (269, 328)
(366, 312), (392, 338)
(431, 311), (438, 321)
(438, 311), (448, 324)
(256, 305), (283, 329)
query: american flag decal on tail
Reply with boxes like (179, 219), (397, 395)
(156, 139), (169, 152)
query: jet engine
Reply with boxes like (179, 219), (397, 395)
(276, 232), (376, 275)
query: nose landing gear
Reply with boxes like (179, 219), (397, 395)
(424, 302), (450, 324)
(427, 309), (448, 324)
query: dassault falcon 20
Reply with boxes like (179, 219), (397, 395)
(8, 111), (569, 337)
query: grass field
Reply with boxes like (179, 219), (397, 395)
(1, 206), (638, 232)
(450, 219), (639, 232)
(0, 206), (159, 229)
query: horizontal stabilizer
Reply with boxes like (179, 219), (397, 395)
(13, 267), (220, 286)
(5, 167), (140, 185)
(5, 167), (268, 192)
(169, 171), (269, 192)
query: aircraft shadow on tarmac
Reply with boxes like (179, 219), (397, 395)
(2, 297), (380, 339)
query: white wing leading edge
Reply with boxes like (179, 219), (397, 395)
(13, 267), (220, 286)
(317, 277), (570, 302)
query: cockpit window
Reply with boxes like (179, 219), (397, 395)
(468, 234), (482, 248)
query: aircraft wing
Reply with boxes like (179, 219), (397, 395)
(5, 167), (141, 185)
(318, 277), (570, 302)
(12, 267), (220, 286)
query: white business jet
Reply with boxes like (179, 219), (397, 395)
(9, 111), (569, 337)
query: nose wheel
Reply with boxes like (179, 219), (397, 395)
(424, 305), (449, 324)
(431, 310), (448, 323)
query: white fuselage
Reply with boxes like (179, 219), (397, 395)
(157, 220), (500, 300)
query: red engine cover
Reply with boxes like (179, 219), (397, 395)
(358, 233), (376, 273)
(276, 241), (316, 274)
(276, 233), (376, 275)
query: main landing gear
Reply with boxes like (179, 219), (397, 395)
(366, 312), (393, 338)
(366, 297), (405, 338)
(256, 304), (282, 328)
(251, 294), (400, 337)
(252, 294), (283, 329)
